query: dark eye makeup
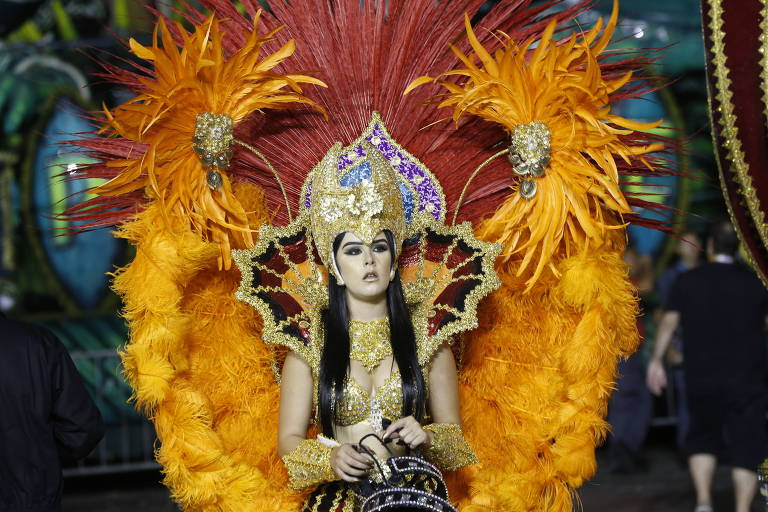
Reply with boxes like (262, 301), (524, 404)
(341, 239), (389, 256)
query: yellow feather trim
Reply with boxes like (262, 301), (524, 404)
(114, 184), (307, 510)
(408, 1), (663, 289)
(96, 12), (325, 270)
(453, 232), (638, 510)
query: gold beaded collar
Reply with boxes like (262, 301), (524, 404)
(349, 317), (391, 372)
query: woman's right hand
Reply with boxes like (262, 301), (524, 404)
(330, 443), (373, 482)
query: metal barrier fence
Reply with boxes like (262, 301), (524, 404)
(63, 349), (158, 476)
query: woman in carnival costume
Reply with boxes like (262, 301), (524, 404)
(234, 124), (500, 509)
(63, 0), (674, 510)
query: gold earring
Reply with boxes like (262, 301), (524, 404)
(331, 251), (345, 286)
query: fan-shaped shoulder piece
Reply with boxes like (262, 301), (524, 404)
(402, 221), (501, 365)
(233, 218), (500, 372)
(233, 219), (325, 372)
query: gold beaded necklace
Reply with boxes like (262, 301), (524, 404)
(348, 317), (392, 372)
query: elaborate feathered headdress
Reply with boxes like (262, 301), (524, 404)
(63, 1), (676, 510)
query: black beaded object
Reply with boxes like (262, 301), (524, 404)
(354, 434), (458, 512)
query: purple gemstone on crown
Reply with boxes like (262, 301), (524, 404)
(365, 124), (442, 221)
(337, 144), (365, 170)
(304, 180), (313, 209)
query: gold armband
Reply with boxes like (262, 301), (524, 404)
(282, 437), (338, 491)
(422, 423), (478, 472)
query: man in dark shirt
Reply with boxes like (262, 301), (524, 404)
(647, 222), (768, 512)
(0, 312), (104, 511)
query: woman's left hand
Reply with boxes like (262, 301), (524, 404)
(382, 416), (432, 449)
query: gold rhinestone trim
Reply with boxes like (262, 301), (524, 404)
(711, 134), (765, 286)
(706, 0), (768, 269)
(760, 0), (768, 135)
(349, 318), (392, 372)
(232, 217), (325, 374)
(282, 438), (337, 491)
(422, 423), (478, 471)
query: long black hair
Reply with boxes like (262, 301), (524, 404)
(318, 230), (426, 437)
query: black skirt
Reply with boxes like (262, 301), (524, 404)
(302, 481), (360, 512)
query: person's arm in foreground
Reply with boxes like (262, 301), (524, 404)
(646, 310), (680, 396)
(50, 335), (104, 460)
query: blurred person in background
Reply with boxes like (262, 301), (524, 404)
(647, 221), (768, 512)
(0, 312), (104, 512)
(656, 231), (703, 455)
(606, 247), (654, 474)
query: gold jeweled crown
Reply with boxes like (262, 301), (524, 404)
(308, 140), (406, 273)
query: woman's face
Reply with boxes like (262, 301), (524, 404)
(334, 231), (392, 302)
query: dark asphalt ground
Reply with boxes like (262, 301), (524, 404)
(580, 446), (765, 512)
(62, 433), (766, 511)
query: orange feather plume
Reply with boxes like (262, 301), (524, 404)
(407, 1), (663, 288)
(94, 12), (325, 268)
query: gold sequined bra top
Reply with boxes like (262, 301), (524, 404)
(336, 370), (403, 427)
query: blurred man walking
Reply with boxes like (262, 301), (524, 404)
(647, 221), (768, 512)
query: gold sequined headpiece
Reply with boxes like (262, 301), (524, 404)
(307, 140), (406, 273)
